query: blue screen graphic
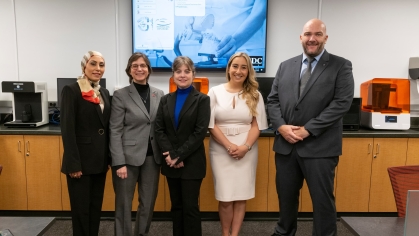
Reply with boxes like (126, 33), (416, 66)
(132, 0), (268, 72)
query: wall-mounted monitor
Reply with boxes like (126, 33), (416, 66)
(132, 0), (268, 72)
(57, 78), (106, 108)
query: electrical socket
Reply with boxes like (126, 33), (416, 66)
(48, 101), (57, 108)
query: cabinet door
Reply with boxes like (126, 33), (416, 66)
(101, 170), (115, 211)
(406, 138), (419, 165)
(25, 135), (62, 210)
(200, 138), (220, 211)
(0, 135), (27, 210)
(60, 137), (71, 210)
(335, 138), (373, 212)
(247, 137), (269, 211)
(369, 138), (407, 212)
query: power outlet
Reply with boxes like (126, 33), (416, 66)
(48, 101), (57, 108)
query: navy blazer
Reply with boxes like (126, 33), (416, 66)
(267, 50), (354, 157)
(61, 82), (111, 175)
(155, 87), (210, 179)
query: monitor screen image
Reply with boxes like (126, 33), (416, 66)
(57, 78), (106, 108)
(132, 0), (268, 72)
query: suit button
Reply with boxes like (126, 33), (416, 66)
(150, 137), (153, 140)
(147, 122), (150, 125)
(295, 107), (299, 111)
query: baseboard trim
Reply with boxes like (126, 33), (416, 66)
(0, 210), (397, 221)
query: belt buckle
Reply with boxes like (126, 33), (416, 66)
(98, 129), (104, 135)
(226, 127), (238, 136)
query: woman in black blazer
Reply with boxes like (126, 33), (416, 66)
(61, 51), (111, 236)
(155, 56), (210, 236)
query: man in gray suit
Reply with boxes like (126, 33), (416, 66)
(267, 19), (354, 236)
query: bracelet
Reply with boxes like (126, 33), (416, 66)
(227, 146), (231, 152)
(244, 143), (252, 152)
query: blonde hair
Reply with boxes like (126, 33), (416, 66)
(226, 52), (259, 116)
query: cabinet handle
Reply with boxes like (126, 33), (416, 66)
(376, 143), (380, 155)
(368, 143), (371, 154)
(26, 141), (30, 156)
(18, 141), (21, 152)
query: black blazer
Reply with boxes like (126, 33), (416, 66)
(155, 87), (210, 179)
(61, 82), (111, 175)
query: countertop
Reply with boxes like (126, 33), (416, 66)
(1, 124), (419, 138)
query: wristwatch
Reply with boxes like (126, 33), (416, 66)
(244, 143), (252, 152)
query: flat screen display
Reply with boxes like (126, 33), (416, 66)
(132, 0), (268, 72)
(57, 78), (106, 108)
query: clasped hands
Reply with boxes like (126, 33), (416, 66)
(226, 143), (247, 161)
(279, 125), (310, 144)
(163, 151), (184, 168)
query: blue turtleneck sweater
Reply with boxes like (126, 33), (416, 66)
(174, 85), (193, 128)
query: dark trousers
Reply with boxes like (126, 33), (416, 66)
(66, 172), (107, 236)
(166, 177), (203, 236)
(273, 149), (338, 236)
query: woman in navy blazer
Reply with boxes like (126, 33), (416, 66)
(61, 51), (111, 236)
(155, 56), (210, 236)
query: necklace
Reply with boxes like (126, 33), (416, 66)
(139, 88), (149, 104)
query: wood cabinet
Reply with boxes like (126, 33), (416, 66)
(406, 138), (419, 165)
(335, 138), (373, 212)
(369, 138), (407, 212)
(335, 138), (407, 212)
(0, 135), (28, 210)
(0, 135), (62, 210)
(1, 134), (417, 213)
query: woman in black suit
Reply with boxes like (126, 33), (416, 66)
(61, 51), (111, 236)
(155, 56), (210, 236)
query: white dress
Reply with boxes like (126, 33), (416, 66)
(208, 84), (268, 201)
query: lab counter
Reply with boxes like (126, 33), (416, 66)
(2, 124), (419, 137)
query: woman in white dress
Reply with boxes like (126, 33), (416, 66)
(208, 52), (268, 236)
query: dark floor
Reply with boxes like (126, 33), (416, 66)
(43, 219), (355, 236)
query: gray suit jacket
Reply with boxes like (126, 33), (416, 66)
(267, 50), (354, 157)
(110, 83), (164, 166)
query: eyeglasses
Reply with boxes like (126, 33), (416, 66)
(131, 64), (148, 70)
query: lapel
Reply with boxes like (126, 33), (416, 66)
(149, 86), (159, 120)
(298, 50), (330, 102)
(166, 91), (177, 129)
(95, 87), (108, 127)
(178, 87), (197, 124)
(292, 55), (303, 102)
(166, 87), (198, 130)
(128, 83), (150, 120)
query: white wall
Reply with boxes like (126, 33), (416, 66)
(1, 0), (419, 102)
